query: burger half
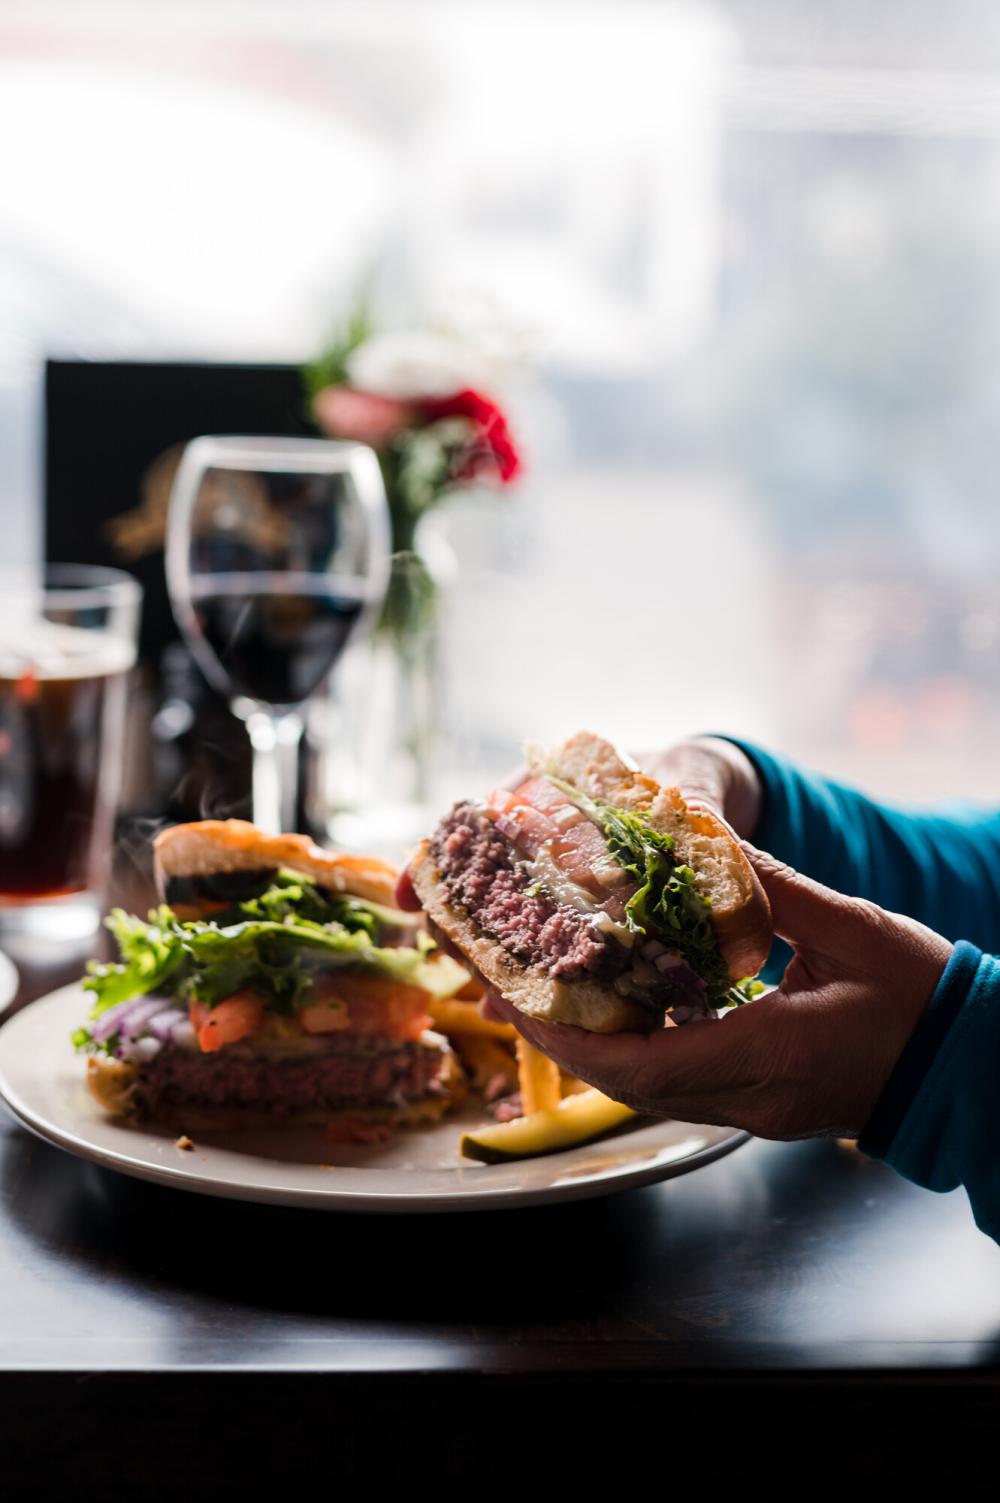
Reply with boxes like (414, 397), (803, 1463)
(76, 821), (468, 1132)
(409, 732), (772, 1033)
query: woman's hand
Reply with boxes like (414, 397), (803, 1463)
(480, 848), (953, 1140)
(638, 736), (763, 836)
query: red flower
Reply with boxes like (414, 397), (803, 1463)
(314, 381), (522, 489)
(419, 389), (522, 484)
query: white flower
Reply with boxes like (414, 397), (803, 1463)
(346, 331), (489, 400)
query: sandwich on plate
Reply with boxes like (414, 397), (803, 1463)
(409, 731), (772, 1033)
(75, 821), (468, 1133)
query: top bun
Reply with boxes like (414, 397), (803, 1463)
(409, 731), (772, 1034)
(153, 820), (399, 909)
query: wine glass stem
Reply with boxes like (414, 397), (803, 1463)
(244, 708), (303, 834)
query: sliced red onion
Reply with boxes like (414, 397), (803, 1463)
(119, 997), (175, 1041)
(495, 812), (541, 857)
(170, 1019), (198, 1050)
(91, 995), (169, 1044)
(494, 811), (521, 842)
(90, 997), (138, 1043)
(654, 953), (706, 991)
(147, 1008), (186, 1041)
(670, 1006), (720, 1026)
(118, 1035), (163, 1063)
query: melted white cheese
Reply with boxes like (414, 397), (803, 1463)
(519, 845), (635, 948)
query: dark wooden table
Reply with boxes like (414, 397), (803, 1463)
(2, 939), (999, 1496)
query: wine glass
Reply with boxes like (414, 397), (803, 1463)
(166, 435), (390, 834)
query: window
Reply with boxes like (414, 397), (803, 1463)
(4, 1), (999, 802)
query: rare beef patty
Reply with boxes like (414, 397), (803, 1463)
(134, 1033), (448, 1120)
(431, 803), (626, 981)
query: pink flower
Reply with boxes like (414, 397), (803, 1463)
(313, 385), (416, 448)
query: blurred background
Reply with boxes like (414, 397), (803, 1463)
(6, 0), (1000, 811)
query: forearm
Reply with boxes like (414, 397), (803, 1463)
(639, 737), (1000, 1236)
(719, 738), (1000, 951)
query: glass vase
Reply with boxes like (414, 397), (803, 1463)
(309, 522), (455, 856)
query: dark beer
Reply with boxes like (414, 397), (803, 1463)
(0, 637), (131, 902)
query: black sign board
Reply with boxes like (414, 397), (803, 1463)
(44, 360), (317, 822)
(44, 359), (310, 676)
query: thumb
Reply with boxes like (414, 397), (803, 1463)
(742, 843), (863, 956)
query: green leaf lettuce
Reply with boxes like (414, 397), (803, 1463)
(550, 777), (762, 1009)
(78, 873), (467, 1051)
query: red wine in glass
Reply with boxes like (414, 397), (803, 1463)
(188, 574), (367, 707)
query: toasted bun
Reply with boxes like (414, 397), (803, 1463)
(86, 1056), (137, 1117)
(86, 1046), (465, 1132)
(411, 731), (772, 1034)
(153, 820), (398, 908)
(548, 732), (772, 983)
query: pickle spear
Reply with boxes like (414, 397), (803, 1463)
(461, 1088), (637, 1164)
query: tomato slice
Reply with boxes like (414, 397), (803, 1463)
(191, 992), (264, 1053)
(507, 779), (617, 891)
(502, 802), (558, 849)
(485, 788), (518, 817)
(299, 999), (351, 1034)
(553, 819), (609, 866)
(512, 777), (571, 814)
(308, 973), (432, 1041)
(190, 975), (433, 1051)
(549, 819), (615, 891)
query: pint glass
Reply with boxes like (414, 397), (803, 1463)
(0, 566), (142, 942)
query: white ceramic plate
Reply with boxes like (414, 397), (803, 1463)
(0, 984), (749, 1213)
(0, 949), (17, 1015)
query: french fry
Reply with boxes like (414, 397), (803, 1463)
(456, 1034), (518, 1091)
(559, 1071), (591, 1097)
(428, 998), (517, 1041)
(516, 1037), (561, 1115)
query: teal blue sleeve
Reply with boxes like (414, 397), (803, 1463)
(720, 739), (1000, 1242)
(724, 738), (1000, 950)
(860, 943), (1000, 1244)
